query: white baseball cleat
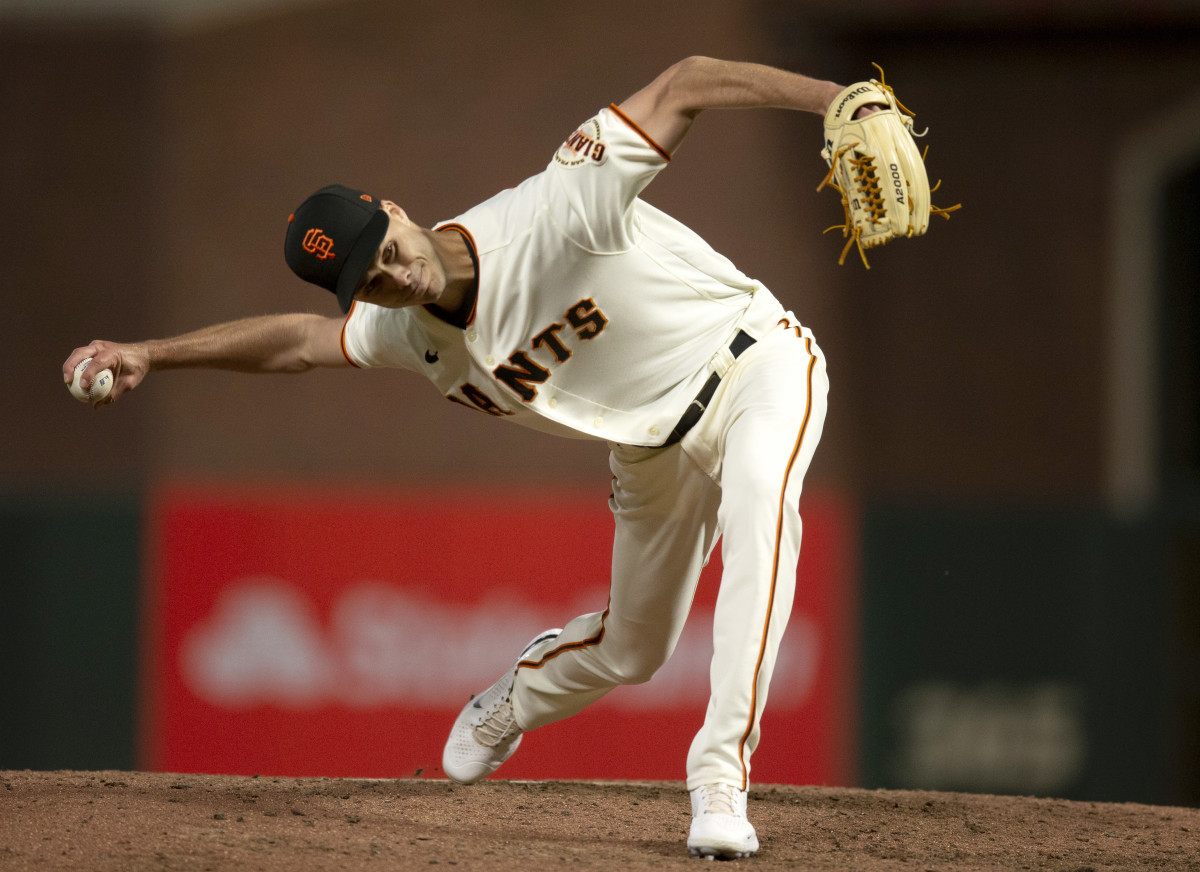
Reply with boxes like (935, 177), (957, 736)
(687, 783), (759, 859)
(442, 628), (561, 785)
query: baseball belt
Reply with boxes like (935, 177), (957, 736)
(663, 329), (756, 446)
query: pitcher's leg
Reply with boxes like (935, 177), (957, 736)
(513, 442), (721, 731)
(686, 330), (829, 791)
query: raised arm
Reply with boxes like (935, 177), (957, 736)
(617, 56), (844, 156)
(62, 313), (350, 408)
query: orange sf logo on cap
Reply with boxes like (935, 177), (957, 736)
(302, 228), (336, 260)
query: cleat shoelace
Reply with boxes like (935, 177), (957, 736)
(473, 700), (519, 748)
(699, 783), (738, 817)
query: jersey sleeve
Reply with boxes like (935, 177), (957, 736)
(339, 301), (425, 372)
(546, 104), (671, 252)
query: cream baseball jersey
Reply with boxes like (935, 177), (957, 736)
(340, 104), (787, 446)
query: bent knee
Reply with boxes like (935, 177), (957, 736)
(605, 648), (670, 686)
(614, 663), (660, 686)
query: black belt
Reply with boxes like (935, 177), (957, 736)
(663, 329), (756, 446)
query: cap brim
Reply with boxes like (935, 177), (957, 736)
(335, 209), (390, 313)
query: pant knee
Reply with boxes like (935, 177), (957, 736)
(612, 662), (659, 686)
(604, 643), (670, 686)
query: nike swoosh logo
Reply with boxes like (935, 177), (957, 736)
(425, 350), (439, 364)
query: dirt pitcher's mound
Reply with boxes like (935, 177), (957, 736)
(2, 770), (1197, 870)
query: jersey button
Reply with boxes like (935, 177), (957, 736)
(466, 329), (479, 342)
(593, 416), (603, 428)
(485, 356), (496, 366)
(548, 398), (558, 409)
(648, 425), (660, 437)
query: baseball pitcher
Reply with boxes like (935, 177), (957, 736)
(64, 57), (952, 858)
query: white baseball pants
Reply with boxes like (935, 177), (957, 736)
(510, 318), (829, 791)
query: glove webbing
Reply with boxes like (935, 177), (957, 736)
(817, 153), (960, 268)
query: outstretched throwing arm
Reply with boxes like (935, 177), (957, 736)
(62, 313), (350, 408)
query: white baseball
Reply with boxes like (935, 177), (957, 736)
(68, 357), (114, 404)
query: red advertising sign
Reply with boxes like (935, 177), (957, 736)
(142, 482), (856, 785)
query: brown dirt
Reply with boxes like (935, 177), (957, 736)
(1, 770), (1197, 870)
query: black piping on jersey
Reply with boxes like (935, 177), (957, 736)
(431, 223), (480, 328)
(608, 103), (672, 162)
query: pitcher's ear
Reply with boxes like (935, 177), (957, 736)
(381, 200), (410, 224)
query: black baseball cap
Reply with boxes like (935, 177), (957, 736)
(284, 184), (390, 313)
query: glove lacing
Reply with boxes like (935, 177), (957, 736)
(816, 149), (883, 269)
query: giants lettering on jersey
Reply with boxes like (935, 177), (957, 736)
(448, 383), (513, 417)
(493, 298), (608, 401)
(554, 118), (608, 168)
(447, 298), (609, 413)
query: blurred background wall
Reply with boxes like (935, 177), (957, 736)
(3, 0), (1199, 806)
